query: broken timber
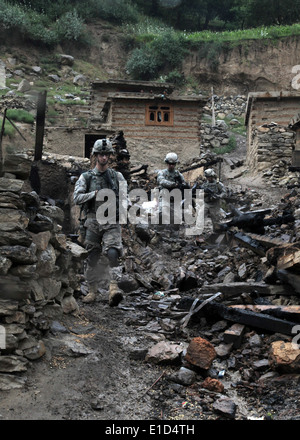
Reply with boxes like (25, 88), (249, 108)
(266, 241), (300, 270)
(230, 231), (266, 256)
(231, 305), (300, 323)
(180, 300), (298, 336)
(197, 281), (294, 297)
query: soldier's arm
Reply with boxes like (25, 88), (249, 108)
(217, 182), (227, 199)
(157, 171), (177, 189)
(73, 175), (97, 205)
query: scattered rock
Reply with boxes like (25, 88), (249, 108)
(184, 337), (216, 370)
(213, 397), (237, 419)
(202, 377), (224, 393)
(269, 341), (300, 373)
(145, 341), (185, 364)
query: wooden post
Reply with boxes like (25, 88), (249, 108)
(0, 108), (7, 177)
(34, 90), (47, 161)
(211, 87), (216, 126)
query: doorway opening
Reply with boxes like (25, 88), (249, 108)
(84, 134), (106, 158)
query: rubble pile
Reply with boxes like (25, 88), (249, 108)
(1, 150), (300, 419)
(0, 154), (85, 389)
(109, 181), (300, 419)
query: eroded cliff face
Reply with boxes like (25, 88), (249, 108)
(182, 36), (300, 95)
(1, 24), (300, 96)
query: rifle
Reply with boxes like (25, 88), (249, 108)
(179, 157), (223, 174)
(191, 184), (218, 201)
(174, 176), (191, 196)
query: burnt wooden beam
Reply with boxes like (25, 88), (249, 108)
(34, 90), (47, 161)
(277, 269), (300, 294)
(230, 304), (300, 323)
(231, 231), (266, 256)
(201, 302), (297, 336)
(242, 233), (287, 249)
(0, 108), (7, 177)
(197, 281), (293, 297)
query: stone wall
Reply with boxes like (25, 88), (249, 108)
(0, 153), (87, 389)
(246, 124), (296, 173)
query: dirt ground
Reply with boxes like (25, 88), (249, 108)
(0, 136), (299, 424)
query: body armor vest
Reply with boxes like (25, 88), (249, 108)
(82, 168), (119, 214)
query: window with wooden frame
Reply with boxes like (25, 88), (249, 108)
(146, 104), (173, 126)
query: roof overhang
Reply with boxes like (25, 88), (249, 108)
(245, 91), (300, 126)
(106, 91), (206, 103)
(92, 79), (175, 93)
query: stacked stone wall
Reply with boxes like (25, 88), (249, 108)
(246, 124), (295, 173)
(0, 153), (87, 389)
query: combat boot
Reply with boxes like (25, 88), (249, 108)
(83, 284), (98, 303)
(108, 280), (123, 307)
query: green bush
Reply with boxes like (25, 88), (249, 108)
(54, 10), (85, 41)
(0, 118), (16, 138)
(89, 0), (139, 24)
(215, 135), (237, 155)
(0, 0), (27, 29)
(165, 70), (185, 85)
(150, 31), (187, 69)
(126, 46), (160, 80)
(6, 109), (35, 124)
(126, 31), (187, 80)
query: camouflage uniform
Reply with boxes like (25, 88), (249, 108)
(202, 179), (227, 230)
(157, 168), (185, 190)
(157, 168), (186, 227)
(73, 167), (126, 295)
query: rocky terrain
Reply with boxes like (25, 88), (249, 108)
(1, 24), (300, 425)
(0, 141), (300, 423)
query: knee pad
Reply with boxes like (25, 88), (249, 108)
(107, 248), (119, 267)
(87, 248), (101, 267)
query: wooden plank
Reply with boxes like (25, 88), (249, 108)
(198, 282), (295, 297)
(267, 242), (300, 270)
(230, 231), (266, 256)
(244, 233), (288, 249)
(202, 302), (297, 336)
(230, 304), (300, 323)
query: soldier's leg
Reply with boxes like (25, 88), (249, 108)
(102, 225), (124, 307)
(209, 202), (223, 232)
(83, 223), (108, 303)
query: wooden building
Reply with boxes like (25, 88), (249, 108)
(87, 79), (206, 169)
(245, 91), (300, 171)
(289, 112), (300, 168)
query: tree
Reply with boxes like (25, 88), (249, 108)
(231, 0), (300, 27)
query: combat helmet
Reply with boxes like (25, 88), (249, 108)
(92, 139), (114, 155)
(118, 149), (130, 159)
(204, 168), (217, 178)
(164, 152), (178, 164)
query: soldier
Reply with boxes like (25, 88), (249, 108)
(202, 168), (227, 231)
(116, 149), (131, 183)
(157, 152), (187, 190)
(157, 152), (188, 228)
(73, 139), (126, 306)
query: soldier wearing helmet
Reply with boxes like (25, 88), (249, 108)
(202, 167), (227, 231)
(157, 152), (186, 190)
(115, 149), (131, 184)
(73, 138), (126, 306)
(156, 152), (188, 230)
